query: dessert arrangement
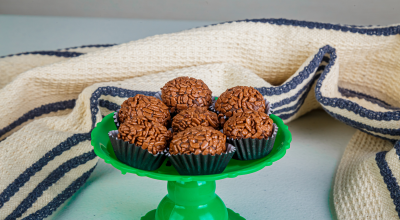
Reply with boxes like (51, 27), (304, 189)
(108, 76), (278, 175)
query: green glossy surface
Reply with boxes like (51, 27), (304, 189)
(92, 112), (292, 182)
(155, 181), (228, 220)
(142, 208), (245, 220)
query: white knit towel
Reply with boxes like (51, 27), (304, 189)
(0, 19), (399, 220)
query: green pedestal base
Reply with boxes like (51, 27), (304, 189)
(141, 181), (245, 220)
(141, 209), (244, 220)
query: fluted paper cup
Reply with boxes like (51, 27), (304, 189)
(168, 144), (236, 175)
(227, 123), (278, 160)
(108, 130), (167, 171)
(113, 109), (120, 129)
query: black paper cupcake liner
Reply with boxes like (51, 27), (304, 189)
(227, 123), (278, 161)
(108, 130), (167, 171)
(209, 96), (219, 112)
(113, 109), (120, 129)
(154, 91), (162, 101)
(168, 144), (236, 175)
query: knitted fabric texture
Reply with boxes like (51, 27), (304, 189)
(0, 19), (400, 219)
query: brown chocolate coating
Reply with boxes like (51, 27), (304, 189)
(215, 86), (265, 124)
(161, 76), (212, 113)
(172, 107), (219, 132)
(169, 126), (226, 156)
(223, 110), (273, 139)
(118, 116), (172, 154)
(119, 94), (170, 126)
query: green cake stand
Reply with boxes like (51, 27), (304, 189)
(92, 113), (292, 220)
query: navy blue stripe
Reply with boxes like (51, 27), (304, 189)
(0, 100), (76, 139)
(0, 51), (84, 59)
(338, 88), (399, 110)
(314, 46), (400, 122)
(5, 151), (96, 220)
(322, 56), (330, 63)
(98, 99), (120, 111)
(324, 109), (398, 143)
(272, 74), (321, 115)
(0, 133), (91, 209)
(60, 44), (116, 51)
(22, 166), (96, 220)
(254, 49), (326, 96)
(324, 109), (400, 136)
(395, 141), (400, 158)
(316, 65), (326, 72)
(207, 18), (400, 36)
(0, 44), (116, 59)
(376, 151), (400, 218)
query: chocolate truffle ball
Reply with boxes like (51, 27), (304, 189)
(161, 76), (212, 113)
(215, 86), (265, 121)
(118, 116), (172, 154)
(172, 107), (219, 132)
(119, 94), (170, 126)
(169, 126), (226, 156)
(223, 110), (273, 139)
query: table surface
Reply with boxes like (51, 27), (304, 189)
(0, 15), (357, 220)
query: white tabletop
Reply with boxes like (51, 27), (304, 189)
(0, 15), (356, 220)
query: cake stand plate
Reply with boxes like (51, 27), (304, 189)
(92, 113), (292, 220)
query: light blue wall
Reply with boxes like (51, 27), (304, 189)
(0, 0), (399, 25)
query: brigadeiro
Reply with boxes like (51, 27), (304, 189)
(108, 116), (172, 171)
(115, 94), (171, 128)
(214, 86), (268, 125)
(161, 76), (212, 113)
(168, 126), (236, 175)
(223, 110), (278, 160)
(171, 107), (219, 132)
